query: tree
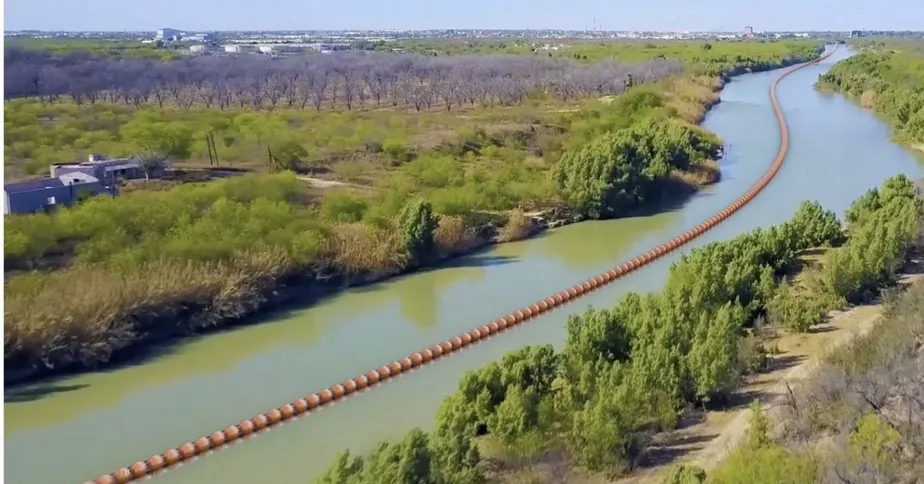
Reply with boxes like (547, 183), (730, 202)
(120, 116), (193, 159)
(397, 198), (437, 268)
(136, 152), (170, 181)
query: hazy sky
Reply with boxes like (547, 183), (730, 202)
(4, 0), (922, 32)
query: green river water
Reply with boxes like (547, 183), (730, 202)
(5, 47), (924, 484)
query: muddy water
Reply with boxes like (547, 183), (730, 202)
(6, 47), (923, 484)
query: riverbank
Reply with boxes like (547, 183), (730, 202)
(815, 44), (924, 156)
(3, 52), (821, 386)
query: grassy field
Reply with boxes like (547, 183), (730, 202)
(3, 40), (823, 383)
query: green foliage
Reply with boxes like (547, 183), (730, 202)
(848, 413), (902, 473)
(387, 39), (822, 77)
(818, 175), (922, 303)
(551, 116), (720, 218)
(789, 200), (844, 247)
(119, 112), (195, 158)
(661, 464), (706, 484)
(708, 441), (818, 484)
(397, 198), (438, 267)
(707, 400), (818, 484)
(766, 280), (826, 332)
(819, 48), (924, 145)
(321, 194), (370, 223)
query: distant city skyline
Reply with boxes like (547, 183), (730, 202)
(4, 0), (921, 32)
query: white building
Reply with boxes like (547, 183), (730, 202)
(190, 45), (206, 53)
(258, 45), (274, 54)
(224, 45), (241, 53)
(155, 28), (183, 41)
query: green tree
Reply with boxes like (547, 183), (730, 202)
(397, 198), (437, 268)
(119, 116), (194, 159)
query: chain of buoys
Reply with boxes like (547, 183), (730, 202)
(84, 45), (837, 484)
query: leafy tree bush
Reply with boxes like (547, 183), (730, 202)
(397, 198), (438, 268)
(818, 48), (924, 145)
(550, 117), (720, 219)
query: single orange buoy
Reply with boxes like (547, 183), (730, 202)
(147, 454), (166, 472)
(266, 408), (283, 424)
(378, 365), (392, 378)
(343, 379), (357, 395)
(113, 468), (132, 484)
(129, 462), (148, 479)
(224, 425), (241, 441)
(353, 375), (368, 390)
(194, 437), (210, 453)
(239, 419), (255, 435)
(252, 414), (268, 430)
(178, 443), (196, 459)
(95, 475), (116, 484)
(209, 431), (226, 447)
(163, 448), (180, 466)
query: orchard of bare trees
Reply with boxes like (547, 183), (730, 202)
(3, 47), (684, 111)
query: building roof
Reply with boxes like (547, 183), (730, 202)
(4, 178), (65, 194)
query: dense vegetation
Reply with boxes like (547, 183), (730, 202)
(3, 41), (822, 381)
(673, 257), (924, 483)
(314, 175), (923, 483)
(817, 44), (924, 148)
(3, 41), (820, 178)
(4, 38), (184, 61)
(366, 39), (822, 76)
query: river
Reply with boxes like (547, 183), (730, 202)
(5, 47), (923, 484)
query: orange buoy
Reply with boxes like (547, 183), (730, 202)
(209, 431), (226, 447)
(178, 443), (196, 459)
(252, 414), (268, 430)
(163, 448), (181, 466)
(147, 454), (166, 472)
(194, 437), (210, 453)
(224, 425), (241, 441)
(266, 408), (283, 424)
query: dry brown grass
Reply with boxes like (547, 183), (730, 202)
(664, 76), (723, 124)
(435, 215), (483, 256)
(4, 248), (292, 371)
(497, 211), (537, 243)
(669, 159), (721, 188)
(859, 89), (877, 108)
(324, 223), (407, 276)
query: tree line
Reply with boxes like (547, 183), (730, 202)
(315, 175), (923, 483)
(3, 47), (684, 111)
(817, 46), (924, 146)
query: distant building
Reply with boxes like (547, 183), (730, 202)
(155, 28), (184, 42)
(50, 154), (168, 186)
(190, 45), (206, 53)
(258, 45), (274, 54)
(744, 26), (754, 37)
(850, 30), (864, 38)
(4, 174), (111, 215)
(224, 45), (241, 53)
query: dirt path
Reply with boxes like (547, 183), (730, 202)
(295, 175), (365, 189)
(618, 272), (924, 484)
